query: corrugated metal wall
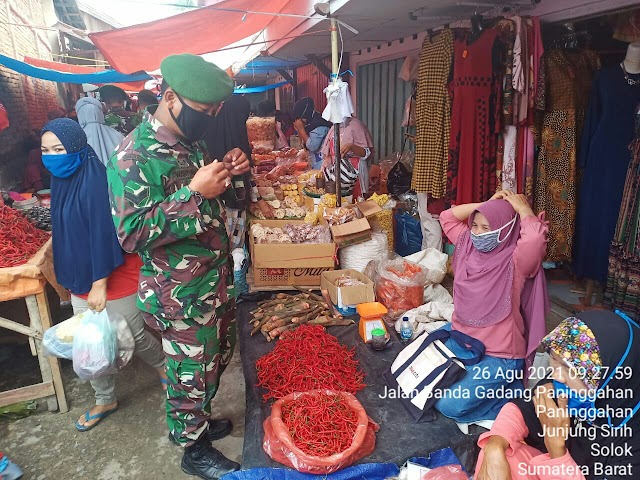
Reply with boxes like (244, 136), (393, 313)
(295, 55), (349, 111)
(357, 57), (414, 161)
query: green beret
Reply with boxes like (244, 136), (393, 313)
(161, 54), (234, 104)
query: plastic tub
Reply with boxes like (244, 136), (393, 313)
(13, 197), (39, 211)
(356, 302), (388, 320)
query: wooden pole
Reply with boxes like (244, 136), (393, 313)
(330, 15), (342, 207)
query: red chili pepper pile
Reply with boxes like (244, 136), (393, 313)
(0, 206), (50, 268)
(256, 325), (366, 402)
(281, 392), (359, 457)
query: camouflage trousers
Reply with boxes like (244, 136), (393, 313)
(144, 302), (236, 447)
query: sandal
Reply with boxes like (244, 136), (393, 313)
(160, 377), (169, 392)
(75, 405), (119, 432)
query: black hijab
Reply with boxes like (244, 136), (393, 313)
(203, 95), (252, 210)
(204, 94), (251, 161)
(292, 97), (331, 134)
(513, 310), (640, 479)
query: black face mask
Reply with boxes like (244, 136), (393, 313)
(169, 94), (211, 142)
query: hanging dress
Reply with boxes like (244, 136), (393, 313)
(605, 106), (640, 318)
(533, 49), (600, 262)
(412, 29), (454, 197)
(573, 66), (640, 283)
(446, 29), (502, 206)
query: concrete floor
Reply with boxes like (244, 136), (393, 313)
(0, 349), (246, 479)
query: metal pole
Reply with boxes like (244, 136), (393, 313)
(330, 15), (341, 207)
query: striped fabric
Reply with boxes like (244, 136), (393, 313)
(324, 157), (359, 194)
(412, 29), (454, 196)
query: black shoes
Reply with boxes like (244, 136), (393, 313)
(169, 419), (233, 446)
(181, 435), (240, 480)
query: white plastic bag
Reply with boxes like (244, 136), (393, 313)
(44, 309), (134, 369)
(72, 310), (117, 380)
(405, 248), (448, 285)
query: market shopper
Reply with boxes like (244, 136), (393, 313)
(292, 97), (331, 169)
(76, 97), (124, 166)
(436, 191), (548, 422)
(100, 84), (139, 135)
(40, 118), (166, 432)
(137, 89), (159, 112)
(321, 115), (374, 198)
(204, 94), (266, 248)
(476, 310), (640, 480)
(107, 54), (248, 480)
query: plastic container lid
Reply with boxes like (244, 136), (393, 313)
(357, 302), (388, 320)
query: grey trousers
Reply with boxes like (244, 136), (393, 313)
(71, 294), (165, 405)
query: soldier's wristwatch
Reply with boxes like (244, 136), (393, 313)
(187, 186), (204, 206)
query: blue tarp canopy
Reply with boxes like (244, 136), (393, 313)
(0, 54), (152, 85)
(240, 57), (305, 76)
(234, 81), (290, 94)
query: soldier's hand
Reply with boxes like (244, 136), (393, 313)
(223, 148), (251, 176)
(190, 161), (230, 199)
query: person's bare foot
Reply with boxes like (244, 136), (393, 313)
(76, 402), (118, 429)
(158, 368), (169, 392)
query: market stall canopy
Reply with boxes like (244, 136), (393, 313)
(89, 0), (353, 75)
(0, 54), (151, 86)
(23, 57), (147, 91)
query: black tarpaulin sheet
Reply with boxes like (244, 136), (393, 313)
(236, 302), (481, 472)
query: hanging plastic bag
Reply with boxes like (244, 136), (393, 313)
(395, 211), (423, 257)
(376, 255), (427, 320)
(72, 310), (118, 380)
(263, 390), (379, 475)
(387, 158), (413, 196)
(44, 309), (134, 369)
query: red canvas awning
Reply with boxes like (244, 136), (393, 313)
(89, 0), (293, 74)
(23, 57), (147, 91)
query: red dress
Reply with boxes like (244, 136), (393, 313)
(446, 29), (502, 206)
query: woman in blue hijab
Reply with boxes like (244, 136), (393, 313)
(41, 118), (166, 432)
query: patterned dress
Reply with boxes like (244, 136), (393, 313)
(412, 29), (454, 197)
(446, 29), (502, 206)
(533, 49), (600, 262)
(605, 107), (640, 318)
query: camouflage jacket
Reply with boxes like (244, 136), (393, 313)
(107, 108), (232, 320)
(105, 107), (141, 136)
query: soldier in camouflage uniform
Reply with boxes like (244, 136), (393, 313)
(99, 84), (140, 135)
(106, 55), (248, 480)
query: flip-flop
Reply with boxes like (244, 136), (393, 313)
(75, 405), (119, 432)
(160, 378), (169, 391)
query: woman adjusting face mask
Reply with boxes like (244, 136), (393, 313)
(470, 214), (518, 253)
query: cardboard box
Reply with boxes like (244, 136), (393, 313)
(251, 266), (334, 287)
(248, 215), (306, 227)
(249, 221), (335, 269)
(330, 218), (372, 247)
(325, 200), (383, 247)
(321, 270), (375, 310)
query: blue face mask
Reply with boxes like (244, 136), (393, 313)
(553, 380), (600, 423)
(42, 149), (85, 178)
(470, 215), (517, 252)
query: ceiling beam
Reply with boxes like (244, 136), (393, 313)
(305, 54), (332, 79)
(277, 69), (295, 84)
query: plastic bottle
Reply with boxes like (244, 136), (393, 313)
(400, 317), (412, 343)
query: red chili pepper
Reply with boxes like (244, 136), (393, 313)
(256, 325), (366, 402)
(0, 206), (50, 268)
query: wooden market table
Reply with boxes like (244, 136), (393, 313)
(0, 240), (68, 413)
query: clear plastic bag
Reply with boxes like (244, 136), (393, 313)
(72, 310), (118, 380)
(262, 390), (379, 475)
(376, 255), (427, 320)
(45, 309), (134, 369)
